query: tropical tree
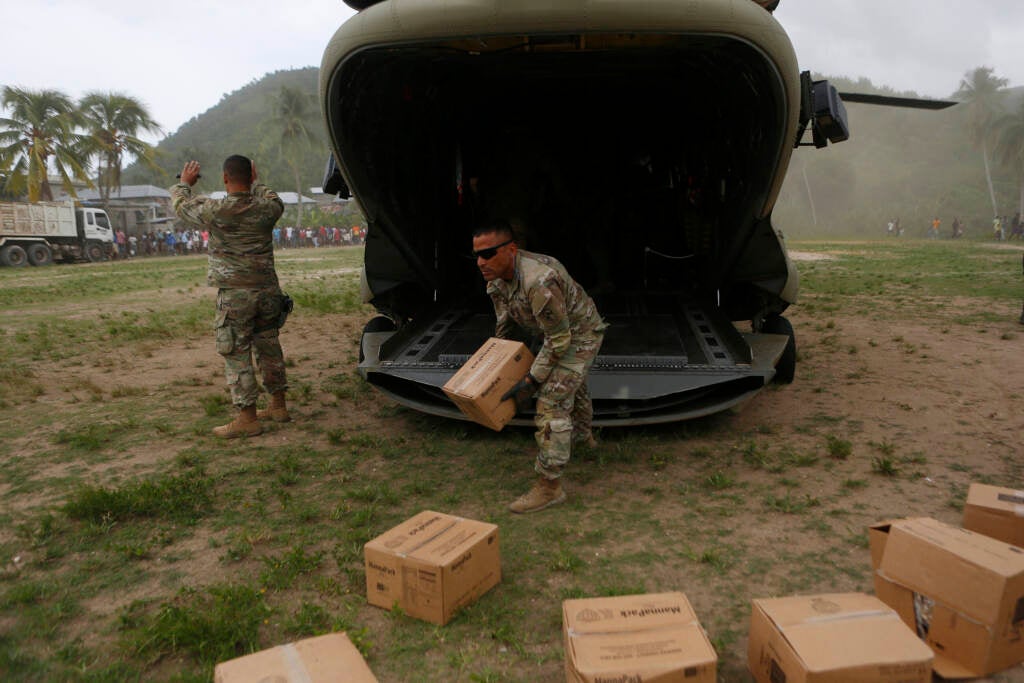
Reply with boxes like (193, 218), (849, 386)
(79, 91), (162, 205)
(991, 98), (1024, 217)
(267, 85), (320, 228)
(0, 86), (92, 201)
(955, 67), (1009, 217)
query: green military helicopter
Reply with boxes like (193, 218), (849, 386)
(318, 0), (954, 426)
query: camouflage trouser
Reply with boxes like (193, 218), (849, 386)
(534, 331), (604, 480)
(215, 287), (288, 408)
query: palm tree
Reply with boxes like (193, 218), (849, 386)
(991, 98), (1024, 218)
(79, 91), (162, 205)
(0, 86), (92, 201)
(955, 67), (1009, 217)
(268, 85), (320, 228)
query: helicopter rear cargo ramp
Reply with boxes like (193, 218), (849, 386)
(358, 296), (789, 426)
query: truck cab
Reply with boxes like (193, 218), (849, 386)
(76, 207), (113, 244)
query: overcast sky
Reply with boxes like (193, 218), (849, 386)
(3, 0), (1023, 145)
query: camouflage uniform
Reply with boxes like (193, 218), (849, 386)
(487, 250), (606, 479)
(170, 182), (288, 408)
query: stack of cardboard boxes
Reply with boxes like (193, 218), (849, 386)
(215, 351), (1024, 683)
(868, 515), (1024, 678)
(212, 482), (1024, 682)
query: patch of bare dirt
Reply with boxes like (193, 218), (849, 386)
(5, 254), (1024, 681)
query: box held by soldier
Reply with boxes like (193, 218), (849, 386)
(562, 591), (717, 682)
(364, 510), (500, 625)
(442, 337), (534, 431)
(214, 632), (377, 682)
(747, 592), (932, 683)
(962, 483), (1024, 547)
(869, 517), (1024, 678)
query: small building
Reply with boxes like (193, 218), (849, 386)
(49, 175), (92, 202)
(309, 186), (351, 207)
(77, 185), (173, 235)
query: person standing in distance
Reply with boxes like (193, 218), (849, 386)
(473, 221), (607, 513)
(171, 156), (291, 437)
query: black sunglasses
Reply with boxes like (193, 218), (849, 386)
(472, 239), (513, 260)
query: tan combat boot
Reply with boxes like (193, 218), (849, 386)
(256, 390), (290, 422)
(508, 476), (566, 514)
(212, 406), (262, 438)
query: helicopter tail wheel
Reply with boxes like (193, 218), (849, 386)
(763, 315), (796, 384)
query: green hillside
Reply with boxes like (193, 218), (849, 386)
(775, 78), (1023, 238)
(124, 68), (330, 198)
(128, 67), (1022, 238)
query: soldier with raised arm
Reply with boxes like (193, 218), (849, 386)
(171, 156), (291, 437)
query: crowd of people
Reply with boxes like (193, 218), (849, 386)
(991, 212), (1023, 241)
(272, 225), (365, 249)
(884, 213), (1024, 240)
(107, 224), (366, 259)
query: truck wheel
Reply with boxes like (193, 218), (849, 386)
(27, 243), (53, 266)
(0, 245), (28, 267)
(763, 315), (796, 384)
(85, 241), (105, 262)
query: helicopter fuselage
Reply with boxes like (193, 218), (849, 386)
(321, 0), (802, 425)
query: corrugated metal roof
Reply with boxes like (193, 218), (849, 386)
(78, 185), (171, 200)
(277, 192), (317, 205)
(207, 191), (315, 205)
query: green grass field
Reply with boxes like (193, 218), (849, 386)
(1, 240), (1022, 682)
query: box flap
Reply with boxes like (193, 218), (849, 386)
(564, 592), (699, 635)
(967, 483), (1024, 514)
(364, 510), (457, 556)
(868, 520), (896, 570)
(214, 632), (378, 682)
(568, 624), (714, 675)
(964, 484), (1024, 548)
(407, 518), (498, 567)
(931, 652), (981, 680)
(878, 518), (1024, 626)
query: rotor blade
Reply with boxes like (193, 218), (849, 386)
(838, 92), (958, 110)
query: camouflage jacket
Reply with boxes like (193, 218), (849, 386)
(487, 250), (606, 383)
(170, 183), (284, 288)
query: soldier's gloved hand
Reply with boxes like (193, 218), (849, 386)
(501, 373), (537, 412)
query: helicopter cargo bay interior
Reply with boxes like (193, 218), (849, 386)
(324, 33), (794, 423)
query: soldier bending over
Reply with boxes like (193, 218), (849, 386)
(473, 221), (607, 513)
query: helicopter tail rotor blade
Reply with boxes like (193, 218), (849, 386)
(837, 92), (958, 110)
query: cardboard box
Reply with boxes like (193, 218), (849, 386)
(214, 632), (377, 682)
(364, 510), (500, 625)
(963, 483), (1024, 547)
(747, 593), (933, 683)
(869, 517), (1024, 678)
(562, 592), (717, 682)
(442, 337), (534, 431)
